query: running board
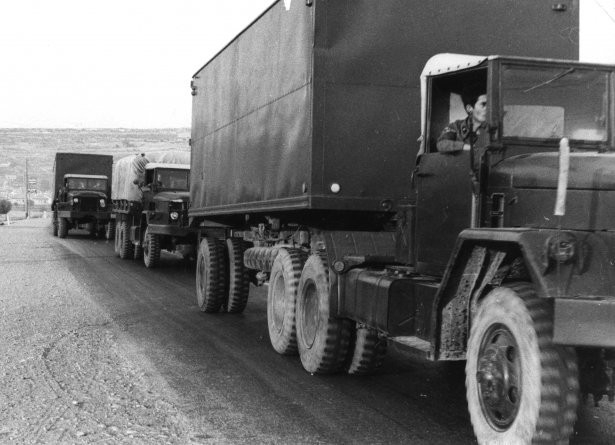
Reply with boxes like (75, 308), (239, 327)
(389, 336), (432, 358)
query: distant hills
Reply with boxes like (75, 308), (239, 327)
(0, 128), (190, 192)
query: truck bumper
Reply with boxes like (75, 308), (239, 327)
(57, 211), (111, 221)
(553, 298), (615, 348)
(146, 224), (193, 238)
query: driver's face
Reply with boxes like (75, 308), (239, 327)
(471, 94), (488, 124)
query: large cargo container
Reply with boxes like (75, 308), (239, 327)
(51, 152), (113, 238)
(187, 2), (615, 444)
(190, 0), (578, 220)
(53, 153), (113, 199)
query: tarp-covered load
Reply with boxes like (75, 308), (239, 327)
(112, 151), (190, 201)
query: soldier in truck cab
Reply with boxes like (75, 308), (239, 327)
(436, 84), (488, 170)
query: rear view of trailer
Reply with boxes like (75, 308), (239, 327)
(190, 0), (578, 222)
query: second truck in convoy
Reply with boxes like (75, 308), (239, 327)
(111, 151), (194, 268)
(188, 1), (615, 443)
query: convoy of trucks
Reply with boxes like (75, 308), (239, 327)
(51, 152), (113, 239)
(110, 151), (193, 267)
(48, 0), (615, 443)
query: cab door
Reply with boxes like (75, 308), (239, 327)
(414, 151), (474, 275)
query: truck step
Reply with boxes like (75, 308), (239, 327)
(389, 336), (431, 353)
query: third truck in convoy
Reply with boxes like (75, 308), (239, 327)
(187, 1), (614, 443)
(51, 152), (113, 239)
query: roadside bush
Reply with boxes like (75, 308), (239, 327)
(0, 199), (12, 215)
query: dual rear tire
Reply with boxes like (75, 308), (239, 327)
(196, 236), (251, 314)
(266, 250), (386, 375)
(118, 221), (134, 259)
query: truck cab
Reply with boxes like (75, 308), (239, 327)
(141, 163), (191, 229)
(53, 173), (111, 238)
(407, 54), (615, 442)
(139, 163), (193, 266)
(416, 54), (614, 273)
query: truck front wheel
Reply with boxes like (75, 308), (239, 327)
(296, 253), (352, 374)
(143, 231), (160, 268)
(52, 212), (58, 237)
(106, 220), (116, 241)
(58, 217), (68, 238)
(118, 222), (134, 260)
(196, 237), (226, 313)
(114, 222), (121, 255)
(267, 248), (304, 355)
(466, 283), (579, 444)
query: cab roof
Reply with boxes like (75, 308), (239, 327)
(145, 163), (190, 170)
(64, 174), (108, 179)
(421, 53), (615, 78)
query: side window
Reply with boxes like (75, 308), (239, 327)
(427, 68), (488, 153)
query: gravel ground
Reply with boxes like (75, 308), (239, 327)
(1, 217), (614, 445)
(0, 218), (201, 444)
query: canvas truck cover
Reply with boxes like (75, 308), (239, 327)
(112, 151), (190, 201)
(190, 0), (579, 217)
(53, 152), (113, 197)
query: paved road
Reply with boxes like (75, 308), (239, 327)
(1, 218), (613, 444)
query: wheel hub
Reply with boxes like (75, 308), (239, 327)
(476, 323), (521, 430)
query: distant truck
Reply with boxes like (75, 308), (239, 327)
(189, 1), (615, 444)
(51, 152), (113, 238)
(111, 152), (194, 268)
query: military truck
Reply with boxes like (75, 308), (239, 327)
(189, 1), (615, 443)
(51, 152), (113, 238)
(111, 151), (193, 268)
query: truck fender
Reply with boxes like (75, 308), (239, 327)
(434, 228), (556, 360)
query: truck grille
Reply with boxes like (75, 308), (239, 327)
(77, 197), (99, 212)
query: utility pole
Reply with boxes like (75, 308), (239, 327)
(25, 157), (29, 219)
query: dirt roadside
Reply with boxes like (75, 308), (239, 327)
(0, 218), (214, 444)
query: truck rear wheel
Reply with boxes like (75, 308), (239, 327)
(133, 243), (144, 261)
(466, 283), (579, 444)
(296, 253), (352, 374)
(267, 248), (304, 355)
(118, 221), (134, 259)
(58, 217), (68, 238)
(225, 238), (250, 313)
(143, 231), (160, 268)
(105, 220), (115, 240)
(346, 325), (387, 375)
(196, 237), (226, 313)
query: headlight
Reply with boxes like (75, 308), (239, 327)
(170, 211), (179, 220)
(73, 198), (79, 203)
(99, 199), (106, 207)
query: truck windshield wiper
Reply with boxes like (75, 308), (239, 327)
(523, 68), (575, 93)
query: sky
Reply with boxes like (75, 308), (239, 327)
(0, 0), (614, 129)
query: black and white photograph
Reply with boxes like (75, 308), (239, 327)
(2, 1), (615, 443)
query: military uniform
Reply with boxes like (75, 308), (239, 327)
(436, 116), (488, 170)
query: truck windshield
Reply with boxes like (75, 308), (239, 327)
(67, 177), (107, 191)
(501, 65), (609, 143)
(155, 169), (189, 190)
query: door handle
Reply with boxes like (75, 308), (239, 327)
(415, 171), (434, 177)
